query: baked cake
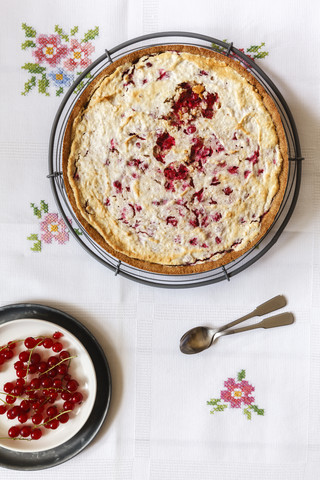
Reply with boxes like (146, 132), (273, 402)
(63, 45), (288, 274)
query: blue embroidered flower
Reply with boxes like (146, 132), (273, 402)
(48, 68), (74, 88)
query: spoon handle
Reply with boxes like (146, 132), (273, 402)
(219, 312), (294, 337)
(217, 295), (287, 333)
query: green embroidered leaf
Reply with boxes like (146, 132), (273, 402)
(38, 74), (50, 96)
(243, 408), (252, 420)
(27, 234), (38, 241)
(21, 76), (36, 96)
(237, 369), (246, 381)
(250, 404), (264, 416)
(56, 87), (64, 97)
(54, 25), (69, 42)
(252, 51), (268, 60)
(246, 42), (265, 53)
(40, 200), (48, 213)
(74, 228), (83, 236)
(207, 398), (228, 414)
(30, 203), (42, 219)
(70, 26), (79, 36)
(73, 72), (93, 95)
(31, 240), (41, 252)
(211, 39), (228, 53)
(81, 26), (99, 43)
(21, 63), (46, 74)
(249, 405), (264, 416)
(27, 234), (41, 252)
(246, 43), (268, 59)
(22, 23), (36, 38)
(21, 40), (36, 50)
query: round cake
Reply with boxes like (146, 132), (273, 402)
(63, 45), (288, 274)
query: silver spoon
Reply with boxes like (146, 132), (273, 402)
(180, 295), (290, 354)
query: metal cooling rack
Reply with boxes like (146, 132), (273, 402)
(48, 31), (302, 288)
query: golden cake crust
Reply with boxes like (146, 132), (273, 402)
(62, 45), (288, 274)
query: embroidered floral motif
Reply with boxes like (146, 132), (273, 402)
(207, 369), (264, 420)
(63, 38), (95, 72)
(40, 213), (70, 245)
(32, 34), (69, 67)
(27, 201), (82, 252)
(48, 68), (74, 89)
(21, 24), (99, 97)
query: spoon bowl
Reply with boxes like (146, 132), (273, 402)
(179, 326), (216, 354)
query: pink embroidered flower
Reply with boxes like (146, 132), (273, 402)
(220, 378), (255, 408)
(32, 34), (69, 67)
(63, 39), (95, 71)
(40, 213), (69, 245)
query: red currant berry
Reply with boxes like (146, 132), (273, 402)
(16, 368), (27, 378)
(41, 376), (53, 388)
(0, 354), (5, 365)
(53, 331), (63, 339)
(46, 406), (57, 417)
(61, 391), (71, 401)
(49, 419), (59, 429)
(53, 378), (62, 388)
(4, 382), (14, 393)
(43, 338), (53, 349)
(19, 351), (29, 362)
(30, 352), (41, 365)
(20, 425), (32, 437)
(58, 412), (69, 424)
(67, 379), (79, 392)
(18, 412), (29, 424)
(30, 377), (41, 389)
(38, 361), (48, 373)
(14, 360), (24, 370)
(71, 392), (83, 404)
(52, 342), (63, 353)
(6, 395), (16, 405)
(8, 426), (20, 438)
(20, 400), (30, 412)
(57, 364), (68, 375)
(63, 401), (74, 411)
(0, 405), (7, 414)
(31, 428), (42, 440)
(59, 351), (70, 361)
(32, 413), (43, 425)
(8, 341), (16, 349)
(47, 394), (57, 404)
(29, 364), (38, 374)
(63, 374), (71, 382)
(24, 337), (37, 349)
(3, 349), (14, 360)
(48, 367), (58, 378)
(47, 356), (59, 367)
(16, 378), (25, 387)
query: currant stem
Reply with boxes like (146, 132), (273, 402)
(26, 338), (44, 377)
(35, 409), (72, 427)
(0, 336), (43, 352)
(39, 356), (77, 376)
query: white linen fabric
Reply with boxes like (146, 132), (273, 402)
(0, 0), (319, 479)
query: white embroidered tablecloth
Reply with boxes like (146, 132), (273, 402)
(1, 0), (319, 478)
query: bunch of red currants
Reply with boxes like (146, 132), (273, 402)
(0, 332), (83, 441)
